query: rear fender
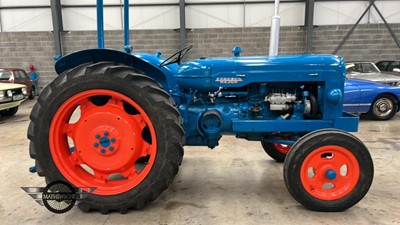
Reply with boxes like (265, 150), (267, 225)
(55, 48), (177, 91)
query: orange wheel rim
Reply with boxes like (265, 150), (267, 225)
(273, 143), (291, 154)
(49, 90), (157, 195)
(300, 145), (360, 200)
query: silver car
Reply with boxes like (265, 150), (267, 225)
(346, 62), (400, 86)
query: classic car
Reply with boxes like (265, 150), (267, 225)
(344, 78), (400, 120)
(376, 60), (400, 74)
(0, 68), (35, 99)
(346, 62), (400, 86)
(0, 83), (28, 117)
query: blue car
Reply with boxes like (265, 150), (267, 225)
(344, 78), (400, 120)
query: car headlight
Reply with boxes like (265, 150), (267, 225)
(0, 91), (4, 98)
(6, 90), (13, 97)
(22, 87), (27, 95)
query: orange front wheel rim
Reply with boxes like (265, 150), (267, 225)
(300, 145), (360, 200)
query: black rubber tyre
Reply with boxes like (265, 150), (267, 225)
(260, 140), (289, 162)
(0, 106), (18, 117)
(28, 62), (184, 213)
(366, 94), (398, 120)
(283, 129), (373, 212)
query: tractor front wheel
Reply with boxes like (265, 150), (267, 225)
(28, 62), (184, 213)
(283, 129), (373, 211)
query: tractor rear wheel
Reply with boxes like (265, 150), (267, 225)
(283, 129), (373, 211)
(28, 62), (184, 213)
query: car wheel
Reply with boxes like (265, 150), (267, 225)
(367, 94), (398, 120)
(0, 106), (19, 117)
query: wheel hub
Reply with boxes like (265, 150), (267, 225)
(378, 103), (388, 112)
(74, 110), (140, 172)
(92, 129), (120, 156)
(374, 98), (393, 116)
(325, 169), (337, 180)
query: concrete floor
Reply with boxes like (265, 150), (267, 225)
(1, 99), (400, 225)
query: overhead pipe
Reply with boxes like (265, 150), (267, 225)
(269, 0), (280, 56)
(123, 0), (132, 53)
(96, 0), (105, 48)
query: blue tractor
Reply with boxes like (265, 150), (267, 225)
(28, 1), (373, 213)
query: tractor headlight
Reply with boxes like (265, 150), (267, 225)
(6, 90), (13, 97)
(22, 87), (27, 95)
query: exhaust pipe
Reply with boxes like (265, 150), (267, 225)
(269, 0), (280, 56)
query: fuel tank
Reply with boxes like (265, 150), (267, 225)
(174, 54), (345, 92)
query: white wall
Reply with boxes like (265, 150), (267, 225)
(0, 0), (49, 6)
(0, 0), (399, 31)
(314, 1), (400, 25)
(0, 8), (52, 31)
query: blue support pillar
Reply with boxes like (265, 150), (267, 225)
(123, 0), (132, 53)
(96, 0), (105, 48)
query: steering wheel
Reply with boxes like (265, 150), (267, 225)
(159, 45), (193, 67)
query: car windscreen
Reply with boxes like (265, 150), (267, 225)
(361, 63), (380, 73)
(0, 71), (12, 80)
(388, 61), (400, 71)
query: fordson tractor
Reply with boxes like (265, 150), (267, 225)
(27, 1), (373, 214)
